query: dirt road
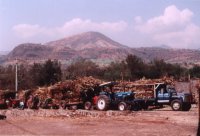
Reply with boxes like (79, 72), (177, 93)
(0, 106), (198, 136)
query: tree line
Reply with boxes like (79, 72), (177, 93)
(0, 55), (200, 90)
(0, 60), (62, 90)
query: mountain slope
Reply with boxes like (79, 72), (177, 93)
(135, 47), (200, 64)
(3, 32), (132, 65)
(1, 31), (200, 66)
(46, 31), (128, 51)
(7, 43), (52, 59)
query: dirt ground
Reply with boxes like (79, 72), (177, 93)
(0, 105), (199, 136)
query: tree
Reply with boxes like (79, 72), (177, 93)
(29, 63), (43, 87)
(103, 61), (131, 81)
(65, 59), (100, 79)
(29, 60), (62, 86)
(146, 59), (186, 79)
(0, 65), (15, 90)
(189, 65), (200, 78)
(42, 59), (62, 85)
(17, 64), (31, 89)
(126, 54), (146, 80)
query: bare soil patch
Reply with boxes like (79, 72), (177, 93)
(0, 106), (198, 136)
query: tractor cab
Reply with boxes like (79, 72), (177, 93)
(96, 81), (135, 111)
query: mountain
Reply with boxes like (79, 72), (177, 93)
(134, 47), (200, 64)
(46, 31), (127, 50)
(7, 43), (52, 59)
(1, 31), (200, 66)
(3, 32), (132, 65)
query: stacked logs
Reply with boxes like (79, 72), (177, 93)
(9, 77), (175, 106)
(31, 76), (102, 104)
(114, 77), (174, 99)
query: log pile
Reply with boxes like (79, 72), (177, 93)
(31, 76), (102, 103)
(1, 77), (176, 105)
(114, 77), (174, 99)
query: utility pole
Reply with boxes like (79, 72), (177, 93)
(15, 61), (18, 98)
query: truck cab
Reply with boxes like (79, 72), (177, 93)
(155, 83), (192, 111)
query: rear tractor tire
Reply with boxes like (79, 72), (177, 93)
(96, 95), (110, 111)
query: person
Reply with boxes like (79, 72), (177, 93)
(5, 99), (10, 108)
(19, 100), (24, 110)
(32, 94), (40, 109)
(27, 95), (33, 109)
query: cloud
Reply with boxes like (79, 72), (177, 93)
(13, 23), (59, 39)
(13, 24), (43, 38)
(134, 5), (200, 49)
(60, 18), (127, 33)
(12, 18), (127, 40)
(12, 6), (200, 49)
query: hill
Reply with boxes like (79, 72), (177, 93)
(135, 47), (200, 64)
(1, 31), (200, 66)
(4, 32), (132, 65)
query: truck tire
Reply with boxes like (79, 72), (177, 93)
(171, 100), (182, 111)
(84, 101), (92, 110)
(96, 95), (110, 111)
(182, 103), (191, 111)
(118, 102), (127, 111)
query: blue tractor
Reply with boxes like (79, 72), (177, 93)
(95, 82), (135, 111)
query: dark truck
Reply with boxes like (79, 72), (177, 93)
(95, 82), (192, 111)
(132, 83), (192, 111)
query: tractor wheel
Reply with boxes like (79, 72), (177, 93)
(84, 101), (92, 110)
(118, 102), (127, 111)
(70, 105), (77, 110)
(171, 100), (182, 111)
(96, 95), (110, 111)
(182, 103), (191, 111)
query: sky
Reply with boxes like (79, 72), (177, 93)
(0, 0), (200, 51)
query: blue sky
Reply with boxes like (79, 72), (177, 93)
(0, 0), (200, 51)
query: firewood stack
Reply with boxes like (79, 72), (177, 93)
(16, 77), (174, 104)
(113, 77), (174, 99)
(31, 76), (102, 104)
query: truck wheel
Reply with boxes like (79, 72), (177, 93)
(84, 101), (92, 110)
(96, 95), (110, 111)
(118, 102), (127, 111)
(171, 100), (182, 111)
(182, 103), (191, 111)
